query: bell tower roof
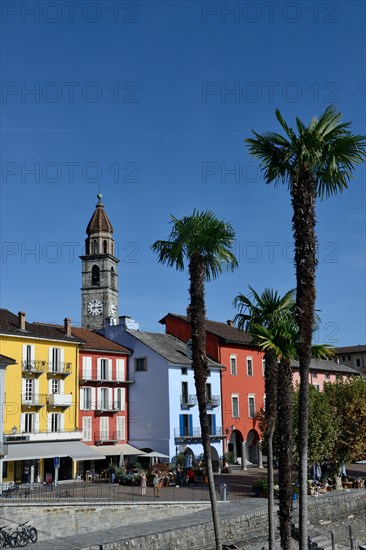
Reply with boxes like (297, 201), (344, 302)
(86, 194), (114, 235)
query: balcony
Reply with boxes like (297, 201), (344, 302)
(94, 430), (120, 445)
(174, 426), (224, 443)
(206, 395), (220, 408)
(21, 393), (47, 408)
(180, 394), (198, 408)
(47, 393), (73, 408)
(22, 360), (47, 376)
(80, 375), (133, 385)
(94, 401), (121, 413)
(47, 362), (72, 377)
(4, 429), (82, 442)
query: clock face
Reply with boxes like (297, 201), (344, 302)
(88, 299), (103, 316)
(109, 303), (117, 316)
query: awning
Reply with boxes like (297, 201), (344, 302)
(138, 451), (170, 458)
(4, 441), (105, 462)
(91, 443), (145, 457)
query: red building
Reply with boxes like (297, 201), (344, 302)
(72, 327), (132, 473)
(160, 313), (265, 468)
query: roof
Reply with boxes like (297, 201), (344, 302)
(291, 358), (359, 375)
(86, 194), (113, 235)
(334, 345), (366, 354)
(125, 330), (224, 368)
(0, 354), (16, 366)
(160, 313), (253, 346)
(71, 327), (130, 354)
(0, 309), (83, 344)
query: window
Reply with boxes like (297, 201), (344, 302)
(246, 357), (253, 376)
(100, 359), (109, 380)
(51, 413), (61, 433)
(25, 379), (34, 402)
(92, 265), (100, 286)
(207, 369), (211, 378)
(207, 414), (216, 435)
(26, 345), (32, 367)
(103, 240), (107, 254)
(93, 240), (98, 254)
(325, 372), (330, 379)
(232, 395), (239, 418)
(181, 381), (188, 404)
(24, 413), (35, 433)
(230, 355), (237, 375)
(114, 388), (125, 410)
(51, 348), (61, 372)
(181, 368), (188, 375)
(99, 417), (109, 441)
(356, 358), (361, 367)
(314, 385), (320, 392)
(205, 383), (212, 401)
(248, 395), (256, 418)
(263, 395), (266, 411)
(179, 414), (192, 437)
(135, 358), (147, 372)
(51, 379), (60, 394)
(262, 358), (266, 376)
(82, 388), (92, 410)
(347, 355), (351, 361)
(100, 388), (109, 410)
(82, 357), (92, 380)
(312, 371), (318, 379)
(82, 417), (92, 442)
(116, 359), (125, 381)
(116, 416), (126, 440)
(342, 355), (345, 361)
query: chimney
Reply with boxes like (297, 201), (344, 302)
(64, 317), (72, 337)
(18, 311), (26, 331)
(226, 319), (234, 327)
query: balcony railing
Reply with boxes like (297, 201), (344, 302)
(22, 360), (48, 374)
(80, 375), (133, 384)
(21, 393), (47, 407)
(206, 395), (220, 407)
(174, 426), (224, 441)
(94, 401), (122, 413)
(48, 362), (72, 375)
(93, 430), (121, 444)
(47, 393), (73, 407)
(180, 394), (198, 407)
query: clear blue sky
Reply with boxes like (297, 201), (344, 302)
(1, 1), (365, 346)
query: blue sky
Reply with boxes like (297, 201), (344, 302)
(1, 0), (365, 346)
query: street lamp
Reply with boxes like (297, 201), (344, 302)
(11, 426), (17, 435)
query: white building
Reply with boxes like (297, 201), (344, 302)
(102, 318), (225, 464)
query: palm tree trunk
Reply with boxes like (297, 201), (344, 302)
(264, 351), (278, 549)
(291, 172), (317, 550)
(189, 254), (222, 550)
(277, 358), (293, 550)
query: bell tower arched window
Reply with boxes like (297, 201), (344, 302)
(103, 240), (108, 254)
(93, 240), (98, 254)
(92, 265), (100, 286)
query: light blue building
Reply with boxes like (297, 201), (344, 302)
(102, 317), (225, 464)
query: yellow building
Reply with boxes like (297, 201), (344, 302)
(0, 309), (103, 483)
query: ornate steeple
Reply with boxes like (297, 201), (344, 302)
(80, 195), (119, 330)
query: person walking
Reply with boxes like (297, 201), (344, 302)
(140, 472), (147, 496)
(153, 472), (160, 497)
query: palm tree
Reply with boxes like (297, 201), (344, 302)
(246, 106), (366, 548)
(233, 287), (295, 550)
(152, 209), (238, 550)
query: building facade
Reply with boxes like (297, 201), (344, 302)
(0, 309), (103, 483)
(334, 345), (366, 376)
(102, 317), (225, 464)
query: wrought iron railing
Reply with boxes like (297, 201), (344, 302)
(174, 426), (224, 438)
(180, 394), (198, 406)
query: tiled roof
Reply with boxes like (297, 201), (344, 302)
(291, 358), (359, 375)
(160, 313), (253, 345)
(71, 327), (130, 354)
(334, 345), (366, 354)
(86, 196), (113, 235)
(0, 309), (82, 344)
(125, 330), (223, 368)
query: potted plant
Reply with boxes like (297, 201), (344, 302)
(252, 478), (268, 498)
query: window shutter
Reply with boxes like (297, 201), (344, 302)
(121, 388), (125, 411)
(97, 388), (101, 409)
(108, 359), (112, 381)
(60, 413), (64, 431)
(212, 414), (216, 436)
(91, 387), (96, 410)
(35, 413), (40, 433)
(108, 388), (113, 410)
(189, 414), (193, 436)
(60, 348), (64, 366)
(48, 347), (53, 369)
(97, 359), (101, 380)
(179, 414), (184, 437)
(47, 413), (52, 432)
(80, 389), (85, 411)
(20, 414), (25, 433)
(83, 357), (92, 379)
(116, 359), (125, 381)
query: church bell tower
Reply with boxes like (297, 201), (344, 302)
(80, 194), (119, 330)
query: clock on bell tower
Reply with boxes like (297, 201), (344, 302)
(80, 194), (119, 330)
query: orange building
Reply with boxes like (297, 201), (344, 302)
(160, 313), (266, 468)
